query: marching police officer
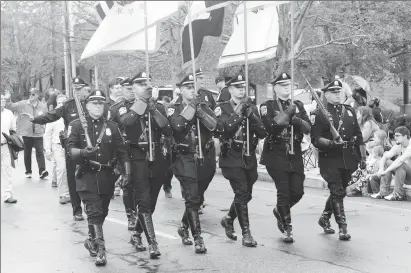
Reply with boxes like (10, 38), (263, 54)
(217, 74), (266, 247)
(311, 79), (366, 241)
(259, 72), (311, 243)
(194, 68), (218, 214)
(30, 77), (109, 221)
(113, 72), (171, 259)
(168, 73), (220, 254)
(109, 78), (136, 230)
(66, 90), (131, 266)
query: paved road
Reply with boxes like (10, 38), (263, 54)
(2, 159), (411, 273)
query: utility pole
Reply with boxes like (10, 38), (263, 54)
(63, 1), (72, 97)
(68, 1), (77, 78)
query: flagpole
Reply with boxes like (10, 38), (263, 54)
(243, 1), (250, 157)
(290, 1), (295, 155)
(187, 1), (204, 164)
(144, 1), (154, 162)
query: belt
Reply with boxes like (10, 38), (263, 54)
(89, 160), (114, 172)
(128, 142), (161, 149)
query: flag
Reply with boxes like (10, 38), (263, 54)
(92, 1), (118, 23)
(181, 1), (229, 67)
(80, 1), (180, 60)
(217, 1), (289, 68)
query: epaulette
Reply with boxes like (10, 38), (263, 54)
(109, 99), (125, 109)
(106, 119), (118, 126)
(217, 100), (230, 106)
(342, 104), (355, 114)
(68, 118), (80, 126)
(66, 98), (75, 104)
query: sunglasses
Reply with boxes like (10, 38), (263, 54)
(30, 93), (37, 96)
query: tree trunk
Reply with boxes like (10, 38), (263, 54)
(50, 1), (57, 88)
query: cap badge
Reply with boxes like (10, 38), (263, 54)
(96, 91), (101, 96)
(282, 73), (287, 78)
(75, 78), (79, 83)
(189, 75), (193, 80)
(334, 80), (339, 85)
(142, 72), (147, 78)
(238, 75), (243, 81)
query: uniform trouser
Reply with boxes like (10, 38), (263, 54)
(78, 191), (112, 225)
(266, 168), (305, 206)
(65, 148), (83, 216)
(172, 154), (201, 210)
(22, 136), (46, 175)
(221, 167), (258, 206)
(51, 143), (69, 198)
(379, 160), (411, 198)
(131, 159), (151, 214)
(162, 167), (173, 192)
(320, 168), (354, 201)
(197, 147), (216, 205)
(1, 145), (14, 200)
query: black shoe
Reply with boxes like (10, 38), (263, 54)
(194, 237), (207, 254)
(277, 205), (294, 243)
(220, 215), (237, 241)
(40, 170), (49, 179)
(338, 226), (351, 241)
(234, 203), (257, 247)
(84, 225), (97, 257)
(73, 214), (84, 221)
(273, 207), (285, 234)
(4, 197), (17, 204)
(318, 215), (335, 234)
(164, 189), (172, 198)
(198, 208), (203, 214)
(177, 224), (193, 245)
(130, 232), (147, 251)
(93, 225), (107, 266)
(25, 172), (32, 178)
(138, 213), (161, 259)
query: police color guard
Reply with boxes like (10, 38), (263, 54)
(311, 79), (366, 240)
(66, 90), (130, 266)
(259, 72), (311, 243)
(111, 71), (171, 259)
(168, 73), (221, 253)
(217, 74), (266, 247)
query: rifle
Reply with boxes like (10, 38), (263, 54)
(301, 72), (342, 143)
(73, 88), (93, 148)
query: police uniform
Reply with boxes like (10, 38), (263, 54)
(168, 73), (221, 254)
(194, 68), (217, 212)
(217, 86), (231, 102)
(113, 71), (171, 258)
(31, 77), (109, 220)
(217, 74), (266, 247)
(259, 73), (311, 243)
(311, 80), (366, 241)
(66, 90), (131, 266)
(108, 77), (135, 230)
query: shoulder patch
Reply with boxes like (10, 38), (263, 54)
(67, 125), (72, 136)
(107, 111), (111, 120)
(167, 108), (175, 117)
(214, 106), (222, 117)
(260, 105), (267, 116)
(119, 107), (127, 116)
(105, 128), (112, 136)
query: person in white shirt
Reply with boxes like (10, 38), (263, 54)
(44, 94), (70, 204)
(372, 126), (411, 201)
(1, 94), (18, 203)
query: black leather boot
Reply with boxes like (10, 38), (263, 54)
(277, 205), (294, 243)
(84, 225), (97, 257)
(138, 213), (161, 259)
(93, 225), (107, 266)
(177, 211), (193, 245)
(273, 206), (284, 234)
(186, 208), (207, 254)
(318, 196), (335, 234)
(130, 219), (147, 251)
(126, 209), (137, 231)
(221, 202), (238, 241)
(234, 203), (257, 247)
(331, 198), (351, 241)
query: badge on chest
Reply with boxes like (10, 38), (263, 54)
(106, 128), (111, 136)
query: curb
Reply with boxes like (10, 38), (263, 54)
(216, 168), (411, 201)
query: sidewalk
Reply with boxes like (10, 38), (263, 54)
(216, 164), (411, 201)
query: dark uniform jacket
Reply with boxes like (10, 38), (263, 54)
(216, 100), (266, 170)
(217, 87), (231, 102)
(259, 99), (310, 173)
(66, 117), (129, 194)
(111, 99), (172, 170)
(311, 103), (364, 170)
(31, 98), (109, 129)
(198, 88), (216, 110)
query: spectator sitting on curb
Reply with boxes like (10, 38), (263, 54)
(347, 145), (384, 197)
(366, 129), (392, 154)
(371, 126), (411, 201)
(357, 106), (380, 144)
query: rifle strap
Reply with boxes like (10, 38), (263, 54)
(337, 105), (346, 132)
(95, 122), (107, 148)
